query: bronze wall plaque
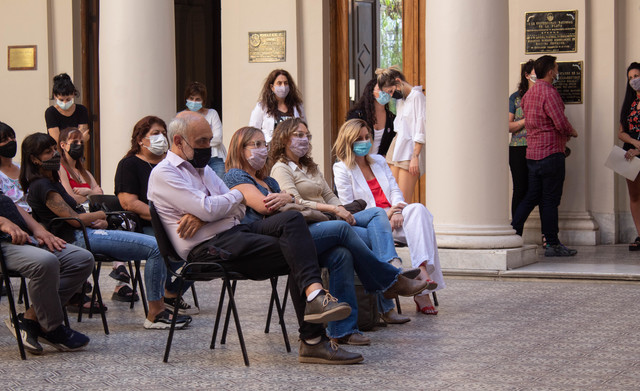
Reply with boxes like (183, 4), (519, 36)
(8, 45), (37, 70)
(525, 10), (577, 54)
(556, 61), (583, 104)
(248, 31), (286, 63)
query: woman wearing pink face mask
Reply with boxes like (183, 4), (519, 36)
(249, 69), (306, 143)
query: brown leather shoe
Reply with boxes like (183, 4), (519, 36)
(298, 338), (364, 364)
(380, 309), (410, 324)
(336, 333), (371, 346)
(383, 275), (430, 299)
(304, 290), (352, 324)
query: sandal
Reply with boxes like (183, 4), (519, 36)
(629, 237), (640, 251)
(66, 294), (108, 313)
(109, 265), (131, 283)
(111, 285), (139, 302)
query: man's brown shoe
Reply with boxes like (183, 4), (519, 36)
(336, 333), (371, 346)
(304, 290), (351, 324)
(380, 308), (410, 324)
(299, 338), (364, 364)
(383, 275), (430, 299)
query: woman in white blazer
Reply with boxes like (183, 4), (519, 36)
(333, 119), (445, 315)
(249, 69), (306, 143)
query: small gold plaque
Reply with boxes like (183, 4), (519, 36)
(249, 31), (286, 63)
(8, 45), (37, 70)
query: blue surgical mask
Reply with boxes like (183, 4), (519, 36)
(186, 100), (203, 111)
(376, 91), (391, 105)
(353, 140), (372, 156)
(56, 99), (73, 110)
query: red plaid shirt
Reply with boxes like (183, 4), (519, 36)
(521, 80), (574, 160)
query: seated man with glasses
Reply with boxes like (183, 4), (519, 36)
(147, 111), (362, 364)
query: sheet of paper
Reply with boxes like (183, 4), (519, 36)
(604, 145), (640, 181)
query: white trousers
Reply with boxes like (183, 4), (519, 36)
(393, 203), (445, 294)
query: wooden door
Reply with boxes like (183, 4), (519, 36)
(81, 0), (101, 182)
(350, 0), (379, 103)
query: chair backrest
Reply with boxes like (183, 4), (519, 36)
(149, 201), (184, 276)
(87, 194), (124, 213)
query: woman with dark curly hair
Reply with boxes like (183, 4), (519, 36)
(249, 69), (305, 143)
(618, 62), (640, 250)
(346, 78), (396, 157)
(508, 60), (536, 217)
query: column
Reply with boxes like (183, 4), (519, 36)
(99, 0), (176, 194)
(424, 0), (533, 270)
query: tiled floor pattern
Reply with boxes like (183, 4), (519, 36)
(1, 256), (639, 390)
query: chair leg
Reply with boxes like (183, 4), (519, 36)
(17, 278), (24, 305)
(395, 296), (402, 314)
(190, 284), (199, 309)
(89, 263), (109, 335)
(270, 277), (290, 353)
(2, 275), (26, 360)
(264, 276), (278, 333)
(62, 306), (70, 327)
(224, 278), (249, 366)
(221, 280), (238, 345)
(134, 260), (148, 317)
(163, 278), (186, 363)
(432, 291), (438, 307)
(210, 280), (227, 350)
(126, 261), (136, 310)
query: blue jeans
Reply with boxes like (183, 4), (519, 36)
(73, 228), (166, 302)
(512, 153), (565, 245)
(351, 207), (399, 314)
(208, 157), (226, 179)
(308, 220), (399, 338)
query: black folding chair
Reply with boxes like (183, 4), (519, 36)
(0, 246), (27, 360)
(87, 194), (150, 315)
(49, 217), (109, 335)
(149, 202), (290, 366)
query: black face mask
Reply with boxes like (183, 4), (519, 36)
(41, 152), (61, 172)
(183, 140), (211, 169)
(392, 89), (404, 100)
(0, 140), (17, 158)
(68, 143), (84, 160)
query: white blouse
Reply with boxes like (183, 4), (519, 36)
(392, 86), (426, 162)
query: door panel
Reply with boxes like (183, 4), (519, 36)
(350, 0), (379, 104)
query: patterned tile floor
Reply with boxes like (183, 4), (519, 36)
(1, 245), (639, 390)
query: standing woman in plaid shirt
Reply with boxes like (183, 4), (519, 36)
(618, 62), (640, 250)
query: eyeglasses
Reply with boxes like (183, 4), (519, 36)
(292, 131), (312, 141)
(244, 140), (268, 149)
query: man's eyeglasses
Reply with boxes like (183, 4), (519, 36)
(292, 131), (312, 141)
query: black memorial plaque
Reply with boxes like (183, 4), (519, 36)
(525, 10), (577, 54)
(556, 61), (583, 104)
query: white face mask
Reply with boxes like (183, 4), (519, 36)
(56, 98), (73, 110)
(145, 134), (168, 156)
(529, 74), (537, 83)
(273, 85), (290, 99)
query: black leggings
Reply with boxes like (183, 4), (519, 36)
(509, 146), (528, 218)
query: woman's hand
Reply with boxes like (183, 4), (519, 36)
(90, 219), (109, 229)
(625, 148), (640, 161)
(409, 156), (420, 176)
(73, 187), (92, 197)
(390, 213), (404, 230)
(264, 192), (292, 212)
(334, 205), (356, 225)
(386, 203), (406, 219)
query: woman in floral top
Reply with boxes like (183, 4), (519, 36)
(508, 60), (535, 218)
(618, 62), (640, 250)
(0, 121), (30, 211)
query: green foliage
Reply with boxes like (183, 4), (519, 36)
(380, 0), (402, 69)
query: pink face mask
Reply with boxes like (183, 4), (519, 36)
(247, 147), (268, 170)
(289, 137), (309, 158)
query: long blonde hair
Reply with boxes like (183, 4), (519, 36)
(375, 65), (406, 89)
(333, 119), (374, 169)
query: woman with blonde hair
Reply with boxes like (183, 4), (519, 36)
(333, 119), (445, 315)
(375, 66), (425, 202)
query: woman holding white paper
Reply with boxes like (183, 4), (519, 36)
(618, 62), (640, 250)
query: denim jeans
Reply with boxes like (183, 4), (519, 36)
(308, 220), (399, 338)
(208, 157), (226, 180)
(73, 228), (166, 302)
(350, 207), (399, 314)
(511, 152), (565, 245)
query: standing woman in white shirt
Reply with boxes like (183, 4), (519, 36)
(181, 81), (226, 178)
(333, 119), (445, 315)
(249, 69), (305, 143)
(376, 67), (425, 202)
